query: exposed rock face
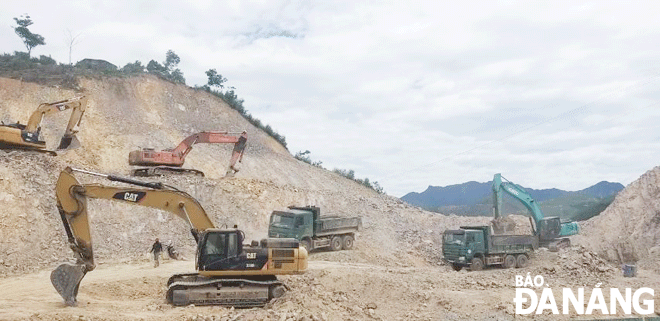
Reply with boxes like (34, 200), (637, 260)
(578, 166), (660, 271)
(0, 75), (483, 276)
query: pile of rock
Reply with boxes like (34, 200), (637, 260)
(535, 246), (617, 287)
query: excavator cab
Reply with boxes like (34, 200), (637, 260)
(197, 229), (246, 271)
(536, 217), (561, 242)
(195, 229), (301, 273)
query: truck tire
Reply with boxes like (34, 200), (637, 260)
(330, 236), (342, 251)
(451, 263), (462, 271)
(300, 239), (311, 252)
(516, 254), (529, 268)
(470, 257), (484, 271)
(503, 255), (516, 269)
(342, 235), (354, 250)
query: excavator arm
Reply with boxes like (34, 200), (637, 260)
(173, 131), (247, 160)
(0, 96), (88, 152)
(492, 173), (545, 224)
(491, 173), (579, 243)
(51, 167), (215, 305)
(25, 96), (88, 150)
(128, 131), (247, 176)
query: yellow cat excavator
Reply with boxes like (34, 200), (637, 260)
(51, 167), (307, 307)
(0, 96), (88, 154)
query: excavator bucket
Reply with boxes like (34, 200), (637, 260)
(56, 134), (80, 150)
(51, 262), (87, 306)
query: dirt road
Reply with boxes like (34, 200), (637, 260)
(0, 258), (506, 321)
(1, 249), (657, 321)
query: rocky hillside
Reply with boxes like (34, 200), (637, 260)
(0, 75), (493, 276)
(577, 166), (660, 272)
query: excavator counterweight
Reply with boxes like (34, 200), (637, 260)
(0, 96), (88, 154)
(52, 167), (306, 307)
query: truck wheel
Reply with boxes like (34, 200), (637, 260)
(470, 257), (484, 271)
(503, 255), (516, 269)
(300, 239), (311, 252)
(342, 235), (354, 250)
(330, 236), (342, 251)
(451, 263), (462, 271)
(516, 254), (529, 268)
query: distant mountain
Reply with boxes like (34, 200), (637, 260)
(578, 181), (625, 198)
(401, 181), (491, 208)
(401, 181), (579, 208)
(401, 180), (624, 220)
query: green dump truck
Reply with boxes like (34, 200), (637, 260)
(442, 226), (537, 271)
(268, 206), (362, 252)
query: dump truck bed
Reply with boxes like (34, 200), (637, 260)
(315, 216), (361, 237)
(489, 234), (537, 254)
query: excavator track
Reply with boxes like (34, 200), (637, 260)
(0, 145), (57, 156)
(166, 274), (286, 307)
(132, 166), (205, 177)
(546, 237), (571, 252)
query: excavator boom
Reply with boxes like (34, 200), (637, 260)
(491, 173), (580, 250)
(0, 96), (88, 152)
(52, 167), (306, 307)
(128, 131), (247, 177)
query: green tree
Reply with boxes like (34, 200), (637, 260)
(294, 150), (323, 167)
(13, 14), (45, 57)
(205, 68), (227, 89)
(164, 50), (185, 83)
(170, 69), (186, 84)
(121, 60), (145, 74)
(164, 50), (180, 69)
(146, 60), (167, 75)
(147, 50), (185, 84)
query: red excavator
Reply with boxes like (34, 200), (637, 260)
(128, 131), (247, 177)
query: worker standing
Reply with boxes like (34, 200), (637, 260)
(150, 238), (163, 267)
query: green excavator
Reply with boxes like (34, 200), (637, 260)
(491, 173), (580, 251)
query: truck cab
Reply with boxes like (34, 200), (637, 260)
(268, 208), (314, 241)
(442, 228), (486, 270)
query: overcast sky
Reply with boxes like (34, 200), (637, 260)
(2, 1), (660, 196)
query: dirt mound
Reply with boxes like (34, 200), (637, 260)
(576, 166), (660, 271)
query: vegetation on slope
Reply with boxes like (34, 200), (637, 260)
(4, 15), (289, 148)
(0, 50), (288, 149)
(294, 150), (384, 194)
